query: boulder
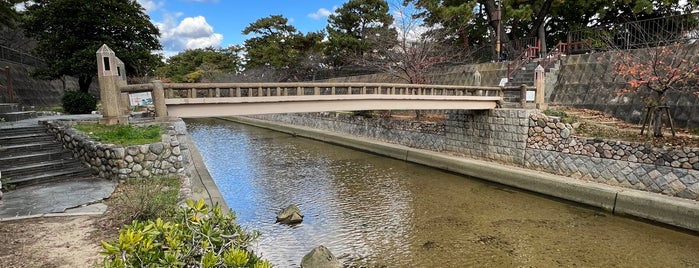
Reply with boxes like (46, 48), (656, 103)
(301, 245), (341, 268)
(276, 204), (303, 224)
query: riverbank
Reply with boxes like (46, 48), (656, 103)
(224, 116), (699, 233)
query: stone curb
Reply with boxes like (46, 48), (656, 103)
(224, 116), (699, 232)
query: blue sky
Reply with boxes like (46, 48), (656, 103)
(136, 0), (347, 55)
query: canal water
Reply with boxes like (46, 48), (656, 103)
(185, 118), (699, 267)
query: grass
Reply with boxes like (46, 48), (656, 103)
(543, 109), (579, 124)
(73, 123), (162, 146)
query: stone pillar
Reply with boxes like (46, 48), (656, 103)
(535, 65), (547, 110)
(519, 84), (527, 108)
(152, 80), (168, 121)
(96, 44), (125, 125)
(473, 70), (482, 96)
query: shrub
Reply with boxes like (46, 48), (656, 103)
(62, 91), (97, 114)
(110, 176), (181, 223)
(101, 199), (272, 268)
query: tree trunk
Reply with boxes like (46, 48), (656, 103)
(78, 75), (92, 93)
(538, 21), (547, 57)
(653, 108), (663, 137)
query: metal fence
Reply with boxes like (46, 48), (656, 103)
(0, 45), (44, 66)
(568, 12), (699, 52)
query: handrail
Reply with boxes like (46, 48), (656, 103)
(121, 82), (520, 99)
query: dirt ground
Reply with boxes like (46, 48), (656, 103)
(0, 107), (695, 267)
(0, 216), (103, 267)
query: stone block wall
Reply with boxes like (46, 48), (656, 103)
(251, 108), (698, 200)
(445, 109), (532, 165)
(525, 113), (699, 200)
(0, 59), (99, 107)
(550, 50), (699, 129)
(251, 113), (446, 151)
(43, 120), (185, 180)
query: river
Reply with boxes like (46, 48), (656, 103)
(185, 118), (699, 267)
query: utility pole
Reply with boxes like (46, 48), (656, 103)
(494, 1), (502, 61)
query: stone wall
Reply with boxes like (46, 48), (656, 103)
(43, 120), (185, 180)
(550, 50), (699, 129)
(0, 59), (99, 107)
(251, 113), (446, 151)
(525, 113), (699, 199)
(445, 109), (531, 165)
(251, 109), (698, 200)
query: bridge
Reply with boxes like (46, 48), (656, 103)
(96, 45), (545, 124)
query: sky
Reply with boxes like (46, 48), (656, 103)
(136, 0), (347, 56)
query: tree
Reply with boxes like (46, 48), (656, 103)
(22, 0), (162, 92)
(325, 0), (397, 67)
(242, 15), (325, 81)
(0, 0), (20, 27)
(157, 46), (242, 83)
(408, 0), (695, 61)
(371, 1), (458, 84)
(606, 15), (699, 137)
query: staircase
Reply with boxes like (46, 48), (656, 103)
(0, 125), (93, 187)
(0, 103), (37, 122)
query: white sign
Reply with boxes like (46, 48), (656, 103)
(129, 92), (153, 106)
(498, 78), (508, 87)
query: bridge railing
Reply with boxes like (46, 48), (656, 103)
(119, 82), (539, 119)
(158, 82), (505, 98)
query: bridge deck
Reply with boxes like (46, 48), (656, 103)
(165, 95), (501, 117)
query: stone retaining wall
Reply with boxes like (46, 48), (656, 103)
(525, 113), (699, 199)
(251, 110), (698, 200)
(43, 120), (185, 180)
(251, 113), (446, 151)
(445, 109), (531, 165)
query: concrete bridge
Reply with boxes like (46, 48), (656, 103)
(96, 45), (545, 124)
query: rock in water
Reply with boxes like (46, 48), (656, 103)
(301, 245), (341, 268)
(276, 204), (303, 224)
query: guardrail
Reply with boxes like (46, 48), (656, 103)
(0, 45), (44, 66)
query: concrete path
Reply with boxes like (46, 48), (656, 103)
(0, 114), (111, 221)
(0, 178), (117, 220)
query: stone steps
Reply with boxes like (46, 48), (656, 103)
(0, 103), (37, 122)
(0, 125), (94, 188)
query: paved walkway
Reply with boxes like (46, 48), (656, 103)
(0, 114), (227, 220)
(0, 114), (112, 221)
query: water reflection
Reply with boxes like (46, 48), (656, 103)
(187, 119), (413, 266)
(186, 118), (699, 268)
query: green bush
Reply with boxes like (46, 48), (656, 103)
(101, 199), (272, 268)
(62, 91), (97, 114)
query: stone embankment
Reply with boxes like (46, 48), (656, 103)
(251, 110), (699, 201)
(526, 113), (699, 199)
(43, 120), (185, 180)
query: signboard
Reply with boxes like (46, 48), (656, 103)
(498, 78), (508, 87)
(129, 92), (153, 106)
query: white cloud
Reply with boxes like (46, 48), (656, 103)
(158, 15), (223, 52)
(136, 0), (165, 13)
(308, 8), (333, 20)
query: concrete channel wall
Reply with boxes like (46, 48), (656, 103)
(242, 110), (699, 231)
